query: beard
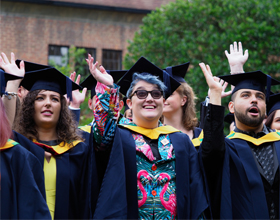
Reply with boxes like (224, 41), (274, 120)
(234, 105), (265, 128)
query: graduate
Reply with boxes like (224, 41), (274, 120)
(0, 70), (51, 219)
(12, 66), (93, 219)
(162, 62), (203, 148)
(200, 63), (280, 219)
(90, 56), (209, 219)
(265, 93), (280, 130)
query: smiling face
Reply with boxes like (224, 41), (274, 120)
(33, 90), (61, 129)
(127, 80), (164, 128)
(163, 88), (187, 116)
(229, 89), (266, 132)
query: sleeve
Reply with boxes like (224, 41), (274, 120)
(199, 96), (209, 129)
(92, 82), (120, 151)
(69, 107), (80, 125)
(15, 151), (51, 219)
(200, 103), (225, 219)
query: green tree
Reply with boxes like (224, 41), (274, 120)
(124, 0), (280, 120)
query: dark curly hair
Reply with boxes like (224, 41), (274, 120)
(14, 90), (84, 146)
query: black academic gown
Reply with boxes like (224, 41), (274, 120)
(79, 124), (105, 213)
(93, 125), (209, 219)
(201, 104), (280, 219)
(12, 131), (92, 219)
(1, 140), (51, 219)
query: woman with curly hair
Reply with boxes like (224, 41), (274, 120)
(162, 63), (202, 142)
(0, 68), (51, 219)
(10, 65), (93, 220)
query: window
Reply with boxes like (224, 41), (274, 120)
(48, 45), (69, 66)
(102, 49), (122, 70)
(77, 47), (96, 80)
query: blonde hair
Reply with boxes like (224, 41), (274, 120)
(177, 82), (198, 130)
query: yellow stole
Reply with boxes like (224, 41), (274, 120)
(192, 130), (204, 147)
(120, 125), (180, 139)
(79, 125), (91, 133)
(226, 130), (280, 146)
(1, 139), (18, 150)
(33, 140), (82, 155)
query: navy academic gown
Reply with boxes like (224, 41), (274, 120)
(201, 104), (280, 219)
(1, 141), (51, 219)
(13, 131), (92, 219)
(78, 124), (104, 213)
(93, 125), (209, 219)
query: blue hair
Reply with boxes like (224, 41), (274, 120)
(126, 72), (167, 98)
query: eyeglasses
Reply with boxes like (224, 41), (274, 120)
(130, 90), (163, 99)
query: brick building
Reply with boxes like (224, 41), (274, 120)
(1, 0), (175, 72)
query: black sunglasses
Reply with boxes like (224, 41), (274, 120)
(130, 90), (163, 99)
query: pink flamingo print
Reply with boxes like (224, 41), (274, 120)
(158, 173), (177, 219)
(137, 170), (150, 207)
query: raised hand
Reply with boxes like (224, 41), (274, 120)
(200, 63), (222, 106)
(69, 71), (87, 108)
(86, 54), (113, 86)
(225, 41), (249, 74)
(208, 78), (232, 99)
(0, 52), (25, 78)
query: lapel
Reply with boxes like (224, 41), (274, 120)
(54, 153), (70, 219)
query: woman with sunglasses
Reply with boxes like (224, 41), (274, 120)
(87, 56), (209, 219)
(0, 68), (51, 219)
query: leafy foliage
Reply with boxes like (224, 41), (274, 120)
(124, 0), (280, 123)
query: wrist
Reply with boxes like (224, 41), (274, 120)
(229, 65), (244, 74)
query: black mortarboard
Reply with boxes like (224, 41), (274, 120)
(16, 59), (51, 88)
(267, 93), (280, 116)
(164, 62), (190, 83)
(80, 70), (127, 98)
(117, 56), (181, 98)
(21, 67), (81, 101)
(224, 112), (235, 124)
(0, 69), (23, 96)
(219, 71), (280, 102)
(16, 59), (49, 72)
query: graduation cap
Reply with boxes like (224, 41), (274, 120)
(21, 67), (81, 101)
(0, 69), (23, 96)
(16, 59), (50, 72)
(16, 59), (51, 88)
(117, 56), (181, 98)
(219, 71), (280, 102)
(164, 62), (190, 83)
(224, 112), (235, 124)
(80, 69), (127, 98)
(267, 93), (280, 116)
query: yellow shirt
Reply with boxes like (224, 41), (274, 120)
(44, 156), (57, 220)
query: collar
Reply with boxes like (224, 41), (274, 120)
(234, 125), (270, 138)
(120, 124), (180, 139)
(33, 139), (82, 155)
(79, 125), (92, 133)
(227, 129), (280, 146)
(1, 139), (18, 151)
(192, 130), (204, 147)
